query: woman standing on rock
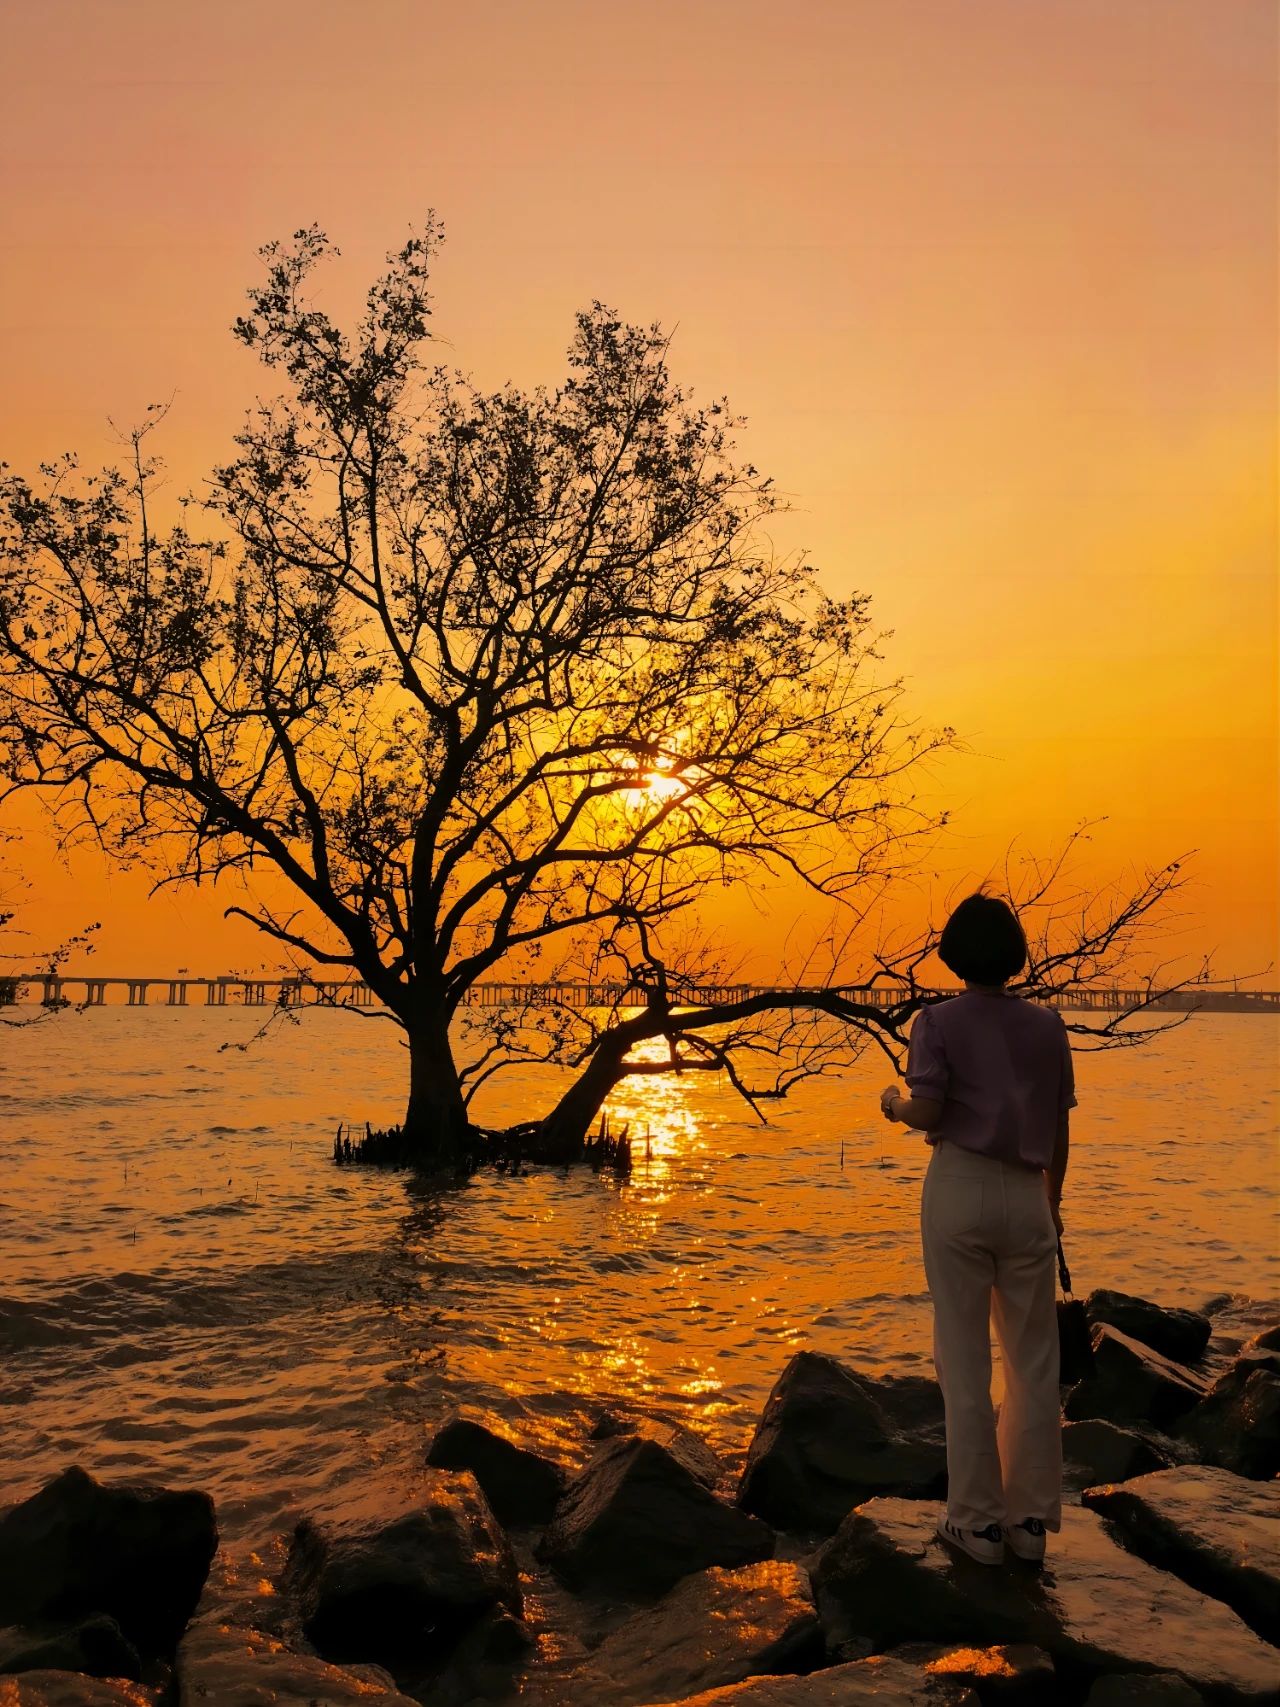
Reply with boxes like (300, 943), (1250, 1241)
(879, 891), (1074, 1567)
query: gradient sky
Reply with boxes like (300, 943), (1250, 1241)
(2, 0), (1276, 984)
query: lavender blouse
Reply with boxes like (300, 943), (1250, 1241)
(904, 991), (1076, 1170)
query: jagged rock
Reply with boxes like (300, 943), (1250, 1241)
(424, 1605), (534, 1706)
(425, 1409), (568, 1526)
(867, 1375), (948, 1440)
(0, 1616), (140, 1681)
(0, 1467), (217, 1656)
(887, 1643), (1056, 1705)
(286, 1469), (521, 1669)
(811, 1497), (1278, 1704)
(1233, 1345), (1280, 1379)
(1085, 1291), (1212, 1366)
(538, 1434), (773, 1598)
(620, 1653), (980, 1704)
(1243, 1325), (1280, 1354)
(737, 1353), (947, 1535)
(176, 1616), (418, 1703)
(588, 1411), (726, 1489)
(1062, 1421), (1173, 1489)
(1178, 1363), (1280, 1480)
(1084, 1677), (1207, 1706)
(568, 1561), (822, 1706)
(1083, 1465), (1280, 1643)
(1063, 1327), (1210, 1427)
(0, 1675), (153, 1706)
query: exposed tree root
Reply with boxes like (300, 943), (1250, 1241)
(332, 1111), (634, 1179)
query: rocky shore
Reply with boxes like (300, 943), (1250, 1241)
(1, 1290), (1276, 1707)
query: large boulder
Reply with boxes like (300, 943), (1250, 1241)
(1062, 1421), (1174, 1490)
(286, 1469), (521, 1670)
(569, 1561), (822, 1706)
(885, 1644), (1056, 1706)
(811, 1498), (1279, 1704)
(1085, 1292), (1212, 1367)
(537, 1434), (773, 1599)
(1064, 1328), (1209, 1427)
(1177, 1361), (1280, 1481)
(0, 1617), (140, 1681)
(589, 1411), (725, 1490)
(614, 1654), (981, 1705)
(1083, 1465), (1280, 1643)
(420, 1604), (534, 1705)
(0, 1675), (153, 1706)
(425, 1410), (568, 1527)
(737, 1353), (947, 1535)
(176, 1616), (419, 1704)
(0, 1467), (217, 1656)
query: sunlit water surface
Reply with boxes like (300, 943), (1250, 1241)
(1, 1006), (1276, 1572)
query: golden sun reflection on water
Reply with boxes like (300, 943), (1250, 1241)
(599, 1034), (711, 1191)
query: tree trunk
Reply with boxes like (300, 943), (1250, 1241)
(533, 1041), (628, 1158)
(402, 1010), (471, 1163)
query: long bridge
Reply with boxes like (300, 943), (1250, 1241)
(4, 973), (1278, 1014)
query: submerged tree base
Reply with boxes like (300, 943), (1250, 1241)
(332, 1112), (634, 1179)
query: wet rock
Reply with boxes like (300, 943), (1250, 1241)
(1232, 1344), (1280, 1379)
(1062, 1421), (1173, 1490)
(1084, 1678), (1207, 1706)
(286, 1469), (521, 1669)
(424, 1605), (534, 1707)
(425, 1409), (568, 1527)
(538, 1434), (773, 1598)
(1178, 1363), (1280, 1480)
(737, 1353), (947, 1535)
(886, 1643), (1056, 1705)
(1242, 1325), (1280, 1355)
(0, 1675), (154, 1706)
(0, 1466), (217, 1656)
(811, 1497), (1278, 1703)
(867, 1375), (948, 1440)
(1083, 1465), (1280, 1643)
(0, 1617), (140, 1681)
(570, 1560), (822, 1706)
(176, 1616), (418, 1704)
(1063, 1327), (1210, 1427)
(621, 1653), (980, 1704)
(589, 1410), (725, 1489)
(1085, 1291), (1212, 1367)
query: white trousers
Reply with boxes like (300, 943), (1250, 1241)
(920, 1139), (1063, 1532)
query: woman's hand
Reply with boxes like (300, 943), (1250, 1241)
(879, 1084), (901, 1121)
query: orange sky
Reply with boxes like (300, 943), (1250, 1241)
(2, 0), (1276, 985)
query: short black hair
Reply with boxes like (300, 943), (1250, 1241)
(938, 891), (1028, 986)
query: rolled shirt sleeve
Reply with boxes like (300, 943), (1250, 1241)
(1058, 1017), (1078, 1112)
(905, 1005), (948, 1101)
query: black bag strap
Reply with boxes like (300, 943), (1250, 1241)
(1056, 1236), (1073, 1298)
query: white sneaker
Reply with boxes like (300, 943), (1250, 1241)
(936, 1514), (1004, 1566)
(1006, 1517), (1047, 1562)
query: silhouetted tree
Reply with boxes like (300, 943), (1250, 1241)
(0, 223), (1203, 1160)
